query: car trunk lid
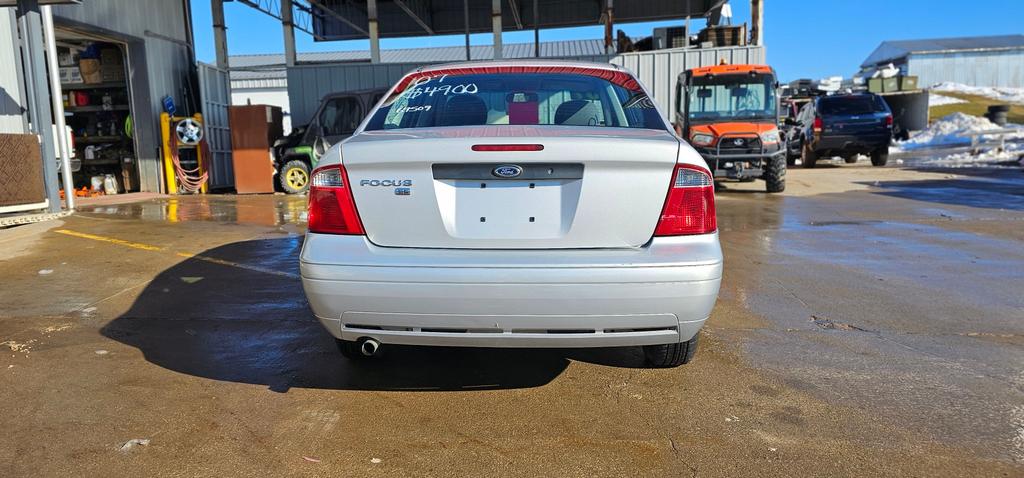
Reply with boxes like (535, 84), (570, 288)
(342, 126), (680, 249)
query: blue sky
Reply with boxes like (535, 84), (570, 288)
(190, 0), (1024, 81)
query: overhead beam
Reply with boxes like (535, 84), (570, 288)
(236, 0), (328, 40)
(306, 0), (368, 36)
(393, 0), (433, 35)
(507, 0), (522, 30)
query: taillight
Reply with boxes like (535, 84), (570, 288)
(884, 115), (893, 128)
(654, 163), (716, 236)
(812, 116), (823, 132)
(307, 165), (364, 235)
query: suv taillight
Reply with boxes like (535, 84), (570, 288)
(308, 165), (364, 235)
(813, 116), (823, 132)
(654, 163), (716, 236)
(885, 114), (893, 128)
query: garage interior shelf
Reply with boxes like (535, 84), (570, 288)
(65, 105), (130, 113)
(62, 82), (126, 90)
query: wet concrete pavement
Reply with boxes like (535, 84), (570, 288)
(1, 163), (1022, 476)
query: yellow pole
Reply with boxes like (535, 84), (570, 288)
(160, 112), (178, 194)
(194, 113), (208, 194)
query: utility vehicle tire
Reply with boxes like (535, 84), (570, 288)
(870, 149), (889, 167)
(801, 141), (818, 168)
(335, 339), (367, 360)
(844, 155), (859, 164)
(764, 154), (786, 193)
(280, 159), (311, 194)
(643, 333), (699, 368)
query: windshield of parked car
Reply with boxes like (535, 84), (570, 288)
(364, 71), (665, 131)
(818, 95), (888, 116)
(687, 73), (777, 123)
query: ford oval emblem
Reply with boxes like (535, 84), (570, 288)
(492, 165), (523, 178)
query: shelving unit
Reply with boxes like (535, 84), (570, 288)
(57, 38), (139, 193)
(62, 82), (126, 90)
(65, 105), (130, 113)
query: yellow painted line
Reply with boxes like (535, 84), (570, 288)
(175, 252), (299, 279)
(54, 229), (165, 251)
(55, 229), (298, 279)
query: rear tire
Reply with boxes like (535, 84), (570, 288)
(335, 339), (367, 360)
(870, 149), (889, 167)
(801, 141), (818, 168)
(764, 155), (786, 193)
(844, 155), (858, 164)
(643, 333), (699, 368)
(280, 159), (311, 194)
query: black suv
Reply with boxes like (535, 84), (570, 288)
(788, 93), (893, 168)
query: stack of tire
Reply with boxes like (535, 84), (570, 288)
(985, 105), (1010, 127)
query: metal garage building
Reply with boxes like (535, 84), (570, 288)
(861, 34), (1024, 88)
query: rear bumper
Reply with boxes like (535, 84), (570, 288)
(300, 234), (723, 348)
(813, 134), (890, 153)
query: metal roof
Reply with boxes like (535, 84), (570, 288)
(229, 38), (606, 81)
(861, 34), (1024, 67)
(311, 0), (726, 41)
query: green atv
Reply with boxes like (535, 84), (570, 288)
(273, 88), (387, 194)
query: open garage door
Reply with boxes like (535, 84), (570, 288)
(198, 62), (233, 189)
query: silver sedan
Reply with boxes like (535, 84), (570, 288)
(300, 60), (722, 367)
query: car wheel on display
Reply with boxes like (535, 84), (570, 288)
(643, 333), (699, 368)
(871, 149), (889, 167)
(764, 154), (786, 193)
(279, 159), (311, 194)
(801, 140), (818, 168)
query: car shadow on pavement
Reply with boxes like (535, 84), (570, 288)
(100, 238), (649, 393)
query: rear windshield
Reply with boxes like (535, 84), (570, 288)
(364, 72), (665, 131)
(818, 95), (887, 116)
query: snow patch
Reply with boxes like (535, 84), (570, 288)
(932, 82), (1024, 105)
(928, 93), (967, 107)
(917, 143), (1024, 168)
(891, 113), (1023, 152)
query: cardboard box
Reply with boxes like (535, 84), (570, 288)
(59, 66), (82, 84)
(101, 64), (125, 82)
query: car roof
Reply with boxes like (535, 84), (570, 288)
(323, 87), (388, 99)
(686, 64), (775, 77)
(414, 58), (625, 75)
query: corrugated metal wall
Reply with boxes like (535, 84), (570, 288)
(908, 50), (1024, 88)
(286, 46), (766, 126)
(52, 0), (196, 193)
(0, 9), (27, 134)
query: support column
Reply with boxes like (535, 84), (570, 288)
(211, 0), (228, 70)
(41, 5), (73, 210)
(532, 0), (539, 57)
(463, 0), (470, 60)
(368, 0), (380, 63)
(282, 0), (296, 66)
(16, 0), (60, 213)
(750, 0), (763, 46)
(603, 0), (614, 55)
(491, 0), (502, 59)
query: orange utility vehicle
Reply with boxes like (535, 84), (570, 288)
(675, 64), (786, 193)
